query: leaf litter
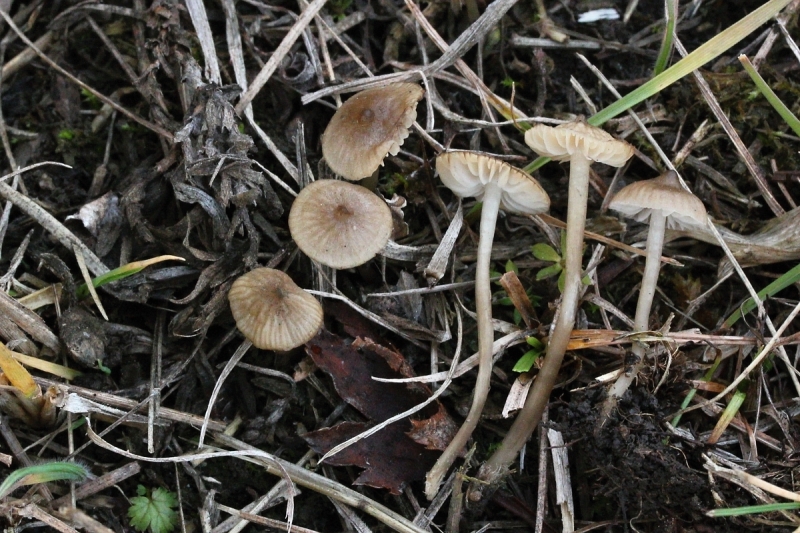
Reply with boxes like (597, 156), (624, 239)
(0, 0), (798, 532)
(303, 331), (457, 494)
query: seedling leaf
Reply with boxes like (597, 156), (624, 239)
(513, 350), (540, 373)
(128, 486), (178, 533)
(536, 263), (562, 281)
(531, 243), (561, 262)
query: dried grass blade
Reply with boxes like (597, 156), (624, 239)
(185, 0), (221, 83)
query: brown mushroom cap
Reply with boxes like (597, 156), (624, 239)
(436, 151), (550, 215)
(609, 170), (707, 230)
(288, 179), (393, 269)
(228, 268), (323, 351)
(321, 83), (424, 180)
(524, 119), (634, 167)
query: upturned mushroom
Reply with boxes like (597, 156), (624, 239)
(228, 268), (323, 351)
(601, 170), (707, 416)
(474, 119), (633, 491)
(427, 151), (550, 499)
(288, 179), (394, 269)
(321, 83), (424, 181)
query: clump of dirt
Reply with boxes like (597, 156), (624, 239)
(550, 386), (712, 525)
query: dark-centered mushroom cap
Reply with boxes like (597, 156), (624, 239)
(609, 170), (708, 230)
(524, 119), (634, 167)
(288, 179), (393, 269)
(436, 151), (550, 215)
(322, 83), (424, 180)
(229, 268), (323, 351)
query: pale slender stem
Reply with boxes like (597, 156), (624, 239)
(633, 212), (666, 333)
(425, 182), (503, 499)
(475, 155), (591, 487)
(603, 211), (667, 407)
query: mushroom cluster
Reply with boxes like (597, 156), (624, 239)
(229, 83), (424, 351)
(427, 151), (550, 498)
(474, 119), (634, 490)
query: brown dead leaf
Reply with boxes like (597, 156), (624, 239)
(306, 331), (431, 422)
(304, 421), (438, 494)
(303, 331), (456, 492)
(407, 403), (458, 451)
(324, 300), (389, 345)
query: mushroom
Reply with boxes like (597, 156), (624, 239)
(228, 268), (323, 351)
(602, 170), (707, 415)
(321, 83), (424, 181)
(473, 119), (634, 492)
(522, 120), (634, 344)
(288, 179), (394, 269)
(426, 151), (550, 499)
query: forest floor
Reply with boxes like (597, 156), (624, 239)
(1, 0), (800, 532)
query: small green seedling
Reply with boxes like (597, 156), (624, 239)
(128, 485), (179, 533)
(512, 336), (545, 373)
(532, 234), (591, 293)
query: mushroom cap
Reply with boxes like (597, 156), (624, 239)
(288, 179), (393, 269)
(524, 119), (634, 167)
(609, 170), (708, 230)
(321, 83), (424, 180)
(435, 151), (550, 215)
(229, 268), (323, 351)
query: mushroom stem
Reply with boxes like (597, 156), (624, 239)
(634, 211), (666, 333)
(474, 154), (591, 488)
(425, 182), (503, 499)
(603, 210), (666, 411)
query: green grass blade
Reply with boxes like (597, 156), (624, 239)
(671, 355), (722, 428)
(739, 54), (800, 137)
(0, 461), (89, 499)
(707, 388), (747, 444)
(723, 262), (800, 328)
(523, 0), (792, 173)
(653, 0), (678, 75)
(75, 255), (185, 298)
(707, 502), (800, 517)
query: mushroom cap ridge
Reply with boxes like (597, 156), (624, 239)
(322, 83), (424, 180)
(525, 120), (634, 167)
(609, 170), (708, 230)
(288, 179), (394, 269)
(436, 151), (550, 215)
(228, 268), (323, 351)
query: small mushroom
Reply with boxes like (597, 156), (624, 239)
(321, 83), (424, 180)
(602, 170), (707, 415)
(228, 268), (323, 351)
(427, 151), (550, 499)
(288, 179), (394, 269)
(473, 120), (634, 493)
(522, 119), (634, 351)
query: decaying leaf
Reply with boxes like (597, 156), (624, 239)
(304, 421), (438, 494)
(303, 331), (456, 493)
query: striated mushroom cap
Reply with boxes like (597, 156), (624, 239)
(436, 151), (550, 215)
(524, 119), (634, 167)
(288, 179), (393, 269)
(609, 170), (708, 230)
(322, 83), (424, 180)
(229, 268), (323, 351)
